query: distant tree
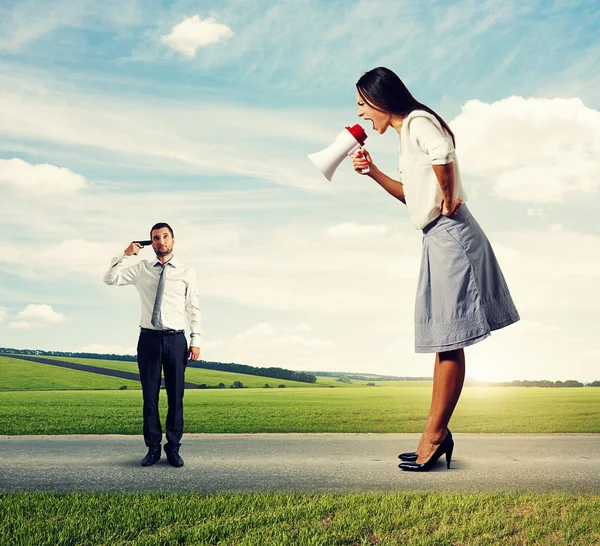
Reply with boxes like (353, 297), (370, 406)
(119, 385), (128, 390)
(231, 380), (244, 389)
(335, 376), (352, 384)
(366, 382), (376, 386)
(589, 381), (600, 387)
(563, 380), (583, 388)
(198, 384), (207, 389)
(263, 384), (271, 388)
(278, 384), (286, 388)
(217, 382), (226, 389)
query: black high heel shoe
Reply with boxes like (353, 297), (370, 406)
(398, 431), (453, 472)
(398, 451), (418, 462)
(398, 429), (451, 462)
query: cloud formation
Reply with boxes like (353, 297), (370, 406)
(0, 158), (87, 196)
(77, 343), (136, 355)
(327, 222), (389, 237)
(10, 304), (67, 331)
(452, 97), (600, 203)
(161, 15), (233, 57)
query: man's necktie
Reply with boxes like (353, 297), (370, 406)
(151, 263), (166, 328)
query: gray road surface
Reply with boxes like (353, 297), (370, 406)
(1, 434), (599, 493)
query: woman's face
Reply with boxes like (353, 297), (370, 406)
(356, 90), (392, 134)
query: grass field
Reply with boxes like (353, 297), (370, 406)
(13, 355), (348, 389)
(1, 385), (598, 435)
(0, 356), (141, 391)
(1, 491), (598, 545)
(2, 355), (432, 389)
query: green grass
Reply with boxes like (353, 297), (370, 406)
(23, 356), (328, 389)
(0, 491), (598, 545)
(0, 356), (140, 391)
(1, 386), (599, 435)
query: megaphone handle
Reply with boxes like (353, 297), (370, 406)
(351, 146), (370, 174)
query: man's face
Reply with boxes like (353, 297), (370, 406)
(151, 228), (174, 258)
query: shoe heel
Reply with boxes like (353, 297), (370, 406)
(446, 443), (454, 469)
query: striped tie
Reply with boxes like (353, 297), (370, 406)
(151, 263), (166, 328)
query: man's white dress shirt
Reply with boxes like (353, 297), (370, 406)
(103, 254), (201, 348)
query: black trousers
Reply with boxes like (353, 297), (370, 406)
(137, 329), (187, 453)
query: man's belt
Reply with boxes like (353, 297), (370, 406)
(140, 328), (184, 336)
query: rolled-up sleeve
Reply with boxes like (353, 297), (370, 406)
(185, 268), (202, 348)
(409, 117), (454, 165)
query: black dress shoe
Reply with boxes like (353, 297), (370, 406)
(398, 431), (454, 472)
(141, 449), (161, 467)
(166, 451), (184, 468)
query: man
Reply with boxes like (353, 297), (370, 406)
(103, 222), (201, 467)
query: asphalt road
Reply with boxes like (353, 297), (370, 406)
(1, 433), (599, 493)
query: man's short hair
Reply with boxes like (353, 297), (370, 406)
(150, 222), (174, 238)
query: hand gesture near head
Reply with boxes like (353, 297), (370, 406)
(124, 242), (142, 256)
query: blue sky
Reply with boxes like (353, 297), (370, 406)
(1, 0), (599, 382)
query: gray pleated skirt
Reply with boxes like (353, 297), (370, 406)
(414, 205), (519, 353)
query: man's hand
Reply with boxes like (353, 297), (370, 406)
(188, 346), (200, 361)
(441, 199), (463, 217)
(124, 242), (142, 256)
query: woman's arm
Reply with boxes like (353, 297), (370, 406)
(433, 163), (454, 206)
(432, 162), (462, 216)
(350, 149), (406, 204)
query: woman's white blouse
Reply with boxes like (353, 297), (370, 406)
(399, 110), (468, 229)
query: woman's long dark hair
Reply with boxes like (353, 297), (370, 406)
(356, 67), (456, 147)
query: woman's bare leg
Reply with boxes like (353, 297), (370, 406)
(416, 348), (465, 463)
(416, 352), (440, 456)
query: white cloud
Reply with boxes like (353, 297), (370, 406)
(16, 304), (67, 325)
(327, 222), (389, 237)
(527, 208), (547, 218)
(0, 307), (7, 324)
(77, 344), (136, 355)
(290, 323), (312, 333)
(233, 323), (336, 350)
(9, 321), (31, 330)
(451, 97), (600, 203)
(206, 322), (336, 369)
(0, 158), (87, 196)
(161, 15), (233, 57)
(4, 239), (128, 279)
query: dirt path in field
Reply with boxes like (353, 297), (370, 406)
(5, 355), (201, 389)
(1, 433), (599, 493)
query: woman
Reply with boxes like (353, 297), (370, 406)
(351, 67), (519, 472)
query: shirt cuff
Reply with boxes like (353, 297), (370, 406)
(190, 333), (201, 348)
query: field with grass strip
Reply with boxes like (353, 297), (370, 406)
(31, 356), (332, 388)
(1, 385), (598, 435)
(0, 491), (597, 545)
(0, 356), (141, 391)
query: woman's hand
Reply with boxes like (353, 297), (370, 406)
(441, 199), (463, 217)
(350, 148), (375, 175)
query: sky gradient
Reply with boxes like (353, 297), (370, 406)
(2, 0), (600, 382)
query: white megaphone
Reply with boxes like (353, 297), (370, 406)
(308, 124), (369, 182)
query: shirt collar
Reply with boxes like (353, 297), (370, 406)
(153, 256), (178, 268)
